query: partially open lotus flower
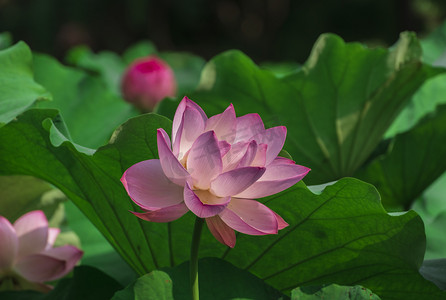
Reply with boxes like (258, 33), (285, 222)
(121, 56), (177, 112)
(0, 211), (83, 292)
(121, 97), (310, 247)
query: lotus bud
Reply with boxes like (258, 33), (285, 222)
(121, 56), (177, 112)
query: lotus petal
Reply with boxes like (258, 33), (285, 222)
(205, 104), (236, 143)
(184, 184), (230, 218)
(157, 128), (189, 185)
(252, 126), (287, 165)
(210, 166), (265, 197)
(0, 216), (18, 270)
(206, 215), (236, 248)
(131, 202), (189, 222)
(14, 211), (49, 258)
(235, 157), (310, 198)
(219, 198), (279, 235)
(187, 131), (223, 190)
(121, 159), (184, 210)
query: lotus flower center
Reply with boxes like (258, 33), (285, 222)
(194, 189), (224, 205)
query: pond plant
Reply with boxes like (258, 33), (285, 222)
(0, 25), (446, 300)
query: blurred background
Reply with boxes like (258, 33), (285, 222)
(1, 0), (446, 63)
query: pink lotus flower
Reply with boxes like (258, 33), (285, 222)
(0, 211), (83, 292)
(121, 97), (310, 247)
(121, 56), (177, 111)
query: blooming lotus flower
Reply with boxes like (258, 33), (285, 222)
(121, 97), (310, 247)
(121, 56), (177, 111)
(0, 211), (83, 292)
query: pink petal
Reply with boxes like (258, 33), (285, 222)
(14, 211), (49, 258)
(210, 166), (265, 197)
(235, 157), (310, 198)
(205, 104), (236, 143)
(15, 254), (64, 282)
(46, 228), (60, 249)
(252, 126), (287, 165)
(121, 159), (184, 210)
(236, 140), (258, 168)
(222, 142), (250, 172)
(234, 113), (265, 143)
(184, 183), (230, 218)
(42, 245), (83, 280)
(219, 198), (279, 235)
(157, 128), (189, 185)
(206, 216), (236, 248)
(172, 97), (207, 144)
(186, 131), (223, 190)
(250, 143), (267, 167)
(172, 100), (207, 159)
(273, 211), (289, 230)
(0, 216), (18, 270)
(131, 202), (189, 222)
(218, 140), (231, 157)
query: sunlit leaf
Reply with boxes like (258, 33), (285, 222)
(0, 42), (50, 127)
(33, 53), (138, 148)
(386, 22), (446, 138)
(356, 105), (446, 210)
(384, 73), (446, 138)
(260, 61), (301, 78)
(159, 32), (442, 184)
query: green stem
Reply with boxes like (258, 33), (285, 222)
(190, 217), (204, 300)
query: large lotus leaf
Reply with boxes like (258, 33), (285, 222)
(356, 105), (446, 210)
(217, 179), (444, 299)
(158, 32), (443, 185)
(0, 109), (443, 299)
(0, 42), (50, 127)
(32, 53), (138, 148)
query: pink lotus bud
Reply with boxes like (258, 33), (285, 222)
(121, 56), (177, 112)
(121, 97), (311, 248)
(0, 211), (83, 292)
